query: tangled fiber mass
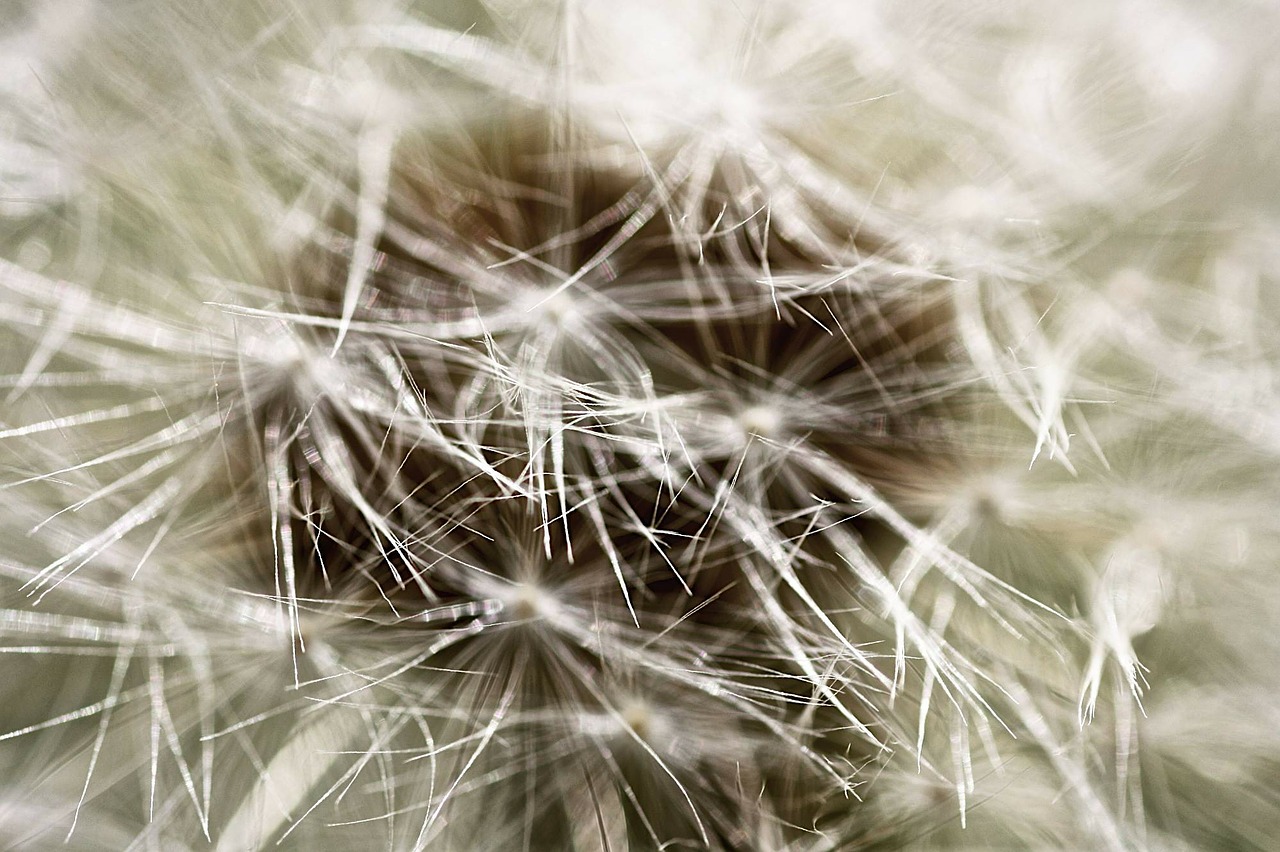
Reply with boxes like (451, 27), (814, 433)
(2, 0), (1279, 849)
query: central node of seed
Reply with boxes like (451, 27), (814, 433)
(736, 404), (783, 441)
(521, 288), (581, 330)
(508, 583), (559, 622)
(967, 476), (1017, 523)
(246, 330), (346, 397)
(543, 291), (579, 324)
(618, 699), (658, 741)
(712, 81), (762, 136)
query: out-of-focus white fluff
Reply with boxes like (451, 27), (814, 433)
(2, 0), (1279, 849)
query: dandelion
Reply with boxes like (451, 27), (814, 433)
(2, 0), (1279, 849)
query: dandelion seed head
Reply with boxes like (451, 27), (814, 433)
(501, 581), (563, 624)
(518, 287), (582, 331)
(702, 79), (765, 141)
(939, 184), (1009, 225)
(1126, 6), (1224, 102)
(239, 326), (349, 401)
(616, 697), (664, 744)
(734, 403), (784, 443)
(0, 0), (96, 73)
(1106, 268), (1156, 308)
(291, 58), (410, 129)
(1095, 540), (1166, 640)
(966, 473), (1022, 524)
(0, 136), (74, 219)
(2, 1), (1277, 848)
(574, 696), (665, 744)
(15, 237), (52, 271)
(1008, 48), (1074, 128)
